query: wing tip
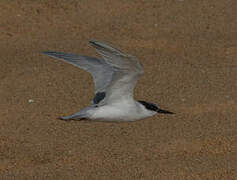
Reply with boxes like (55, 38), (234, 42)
(89, 40), (102, 48)
(41, 51), (53, 55)
(89, 40), (122, 54)
(89, 39), (97, 44)
(41, 51), (65, 57)
(89, 40), (104, 48)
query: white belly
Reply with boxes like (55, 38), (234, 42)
(89, 101), (155, 122)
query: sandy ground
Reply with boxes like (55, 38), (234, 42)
(0, 0), (237, 179)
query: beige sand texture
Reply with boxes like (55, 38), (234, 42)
(0, 0), (237, 179)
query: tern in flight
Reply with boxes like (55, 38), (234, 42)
(42, 40), (173, 122)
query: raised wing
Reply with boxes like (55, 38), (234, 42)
(89, 40), (144, 103)
(41, 52), (114, 94)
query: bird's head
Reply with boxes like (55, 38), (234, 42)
(138, 100), (174, 114)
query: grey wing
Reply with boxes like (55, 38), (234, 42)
(89, 40), (144, 103)
(41, 52), (114, 94)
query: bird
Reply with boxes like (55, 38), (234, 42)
(41, 40), (174, 122)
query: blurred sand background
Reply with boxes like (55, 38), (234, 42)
(0, 0), (237, 179)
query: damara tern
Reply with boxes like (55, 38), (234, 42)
(42, 40), (173, 122)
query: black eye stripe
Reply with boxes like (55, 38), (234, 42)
(138, 100), (158, 111)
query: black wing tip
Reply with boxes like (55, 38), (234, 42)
(157, 109), (175, 114)
(41, 51), (53, 55)
(89, 39), (110, 47)
(89, 40), (99, 45)
(89, 40), (105, 49)
(89, 40), (109, 52)
(41, 51), (66, 57)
